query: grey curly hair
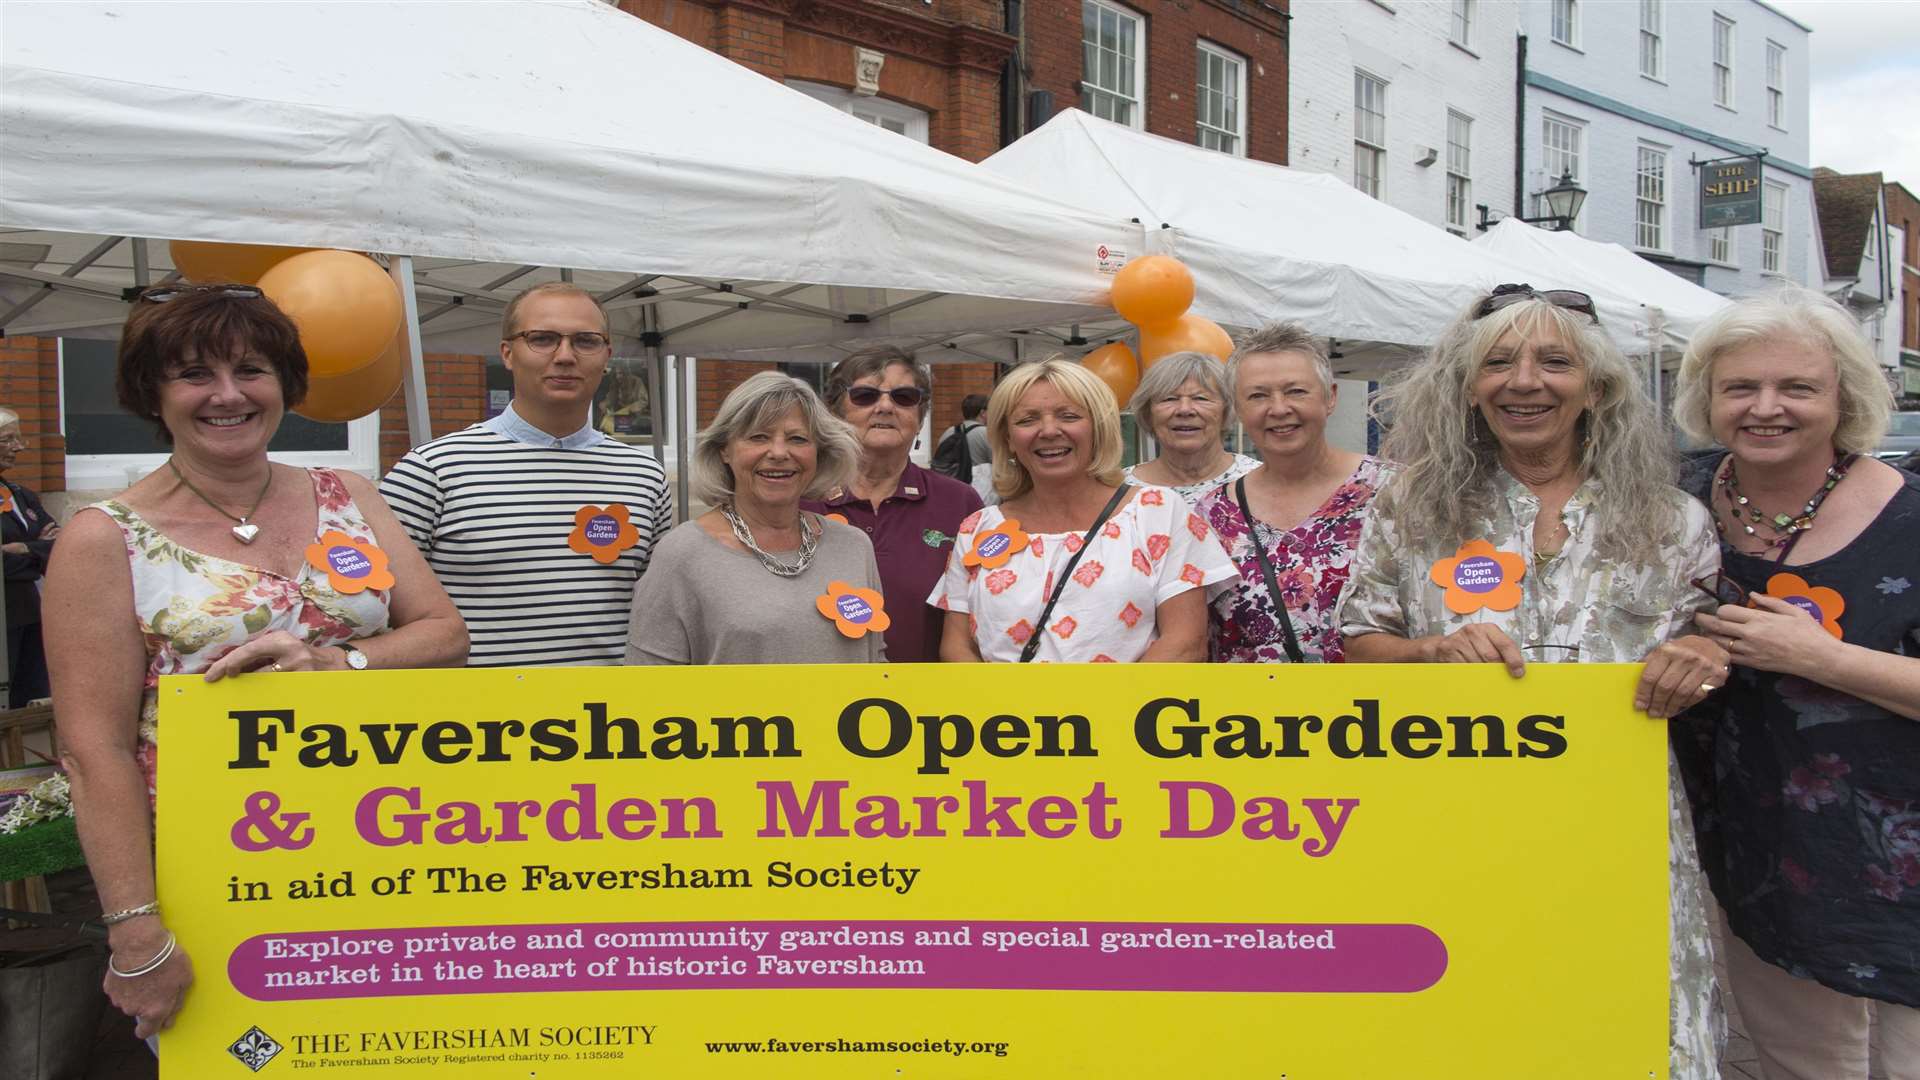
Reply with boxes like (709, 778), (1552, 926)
(1374, 295), (1679, 561)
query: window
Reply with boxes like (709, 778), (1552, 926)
(1709, 227), (1733, 264)
(1195, 43), (1246, 156)
(1353, 71), (1387, 200)
(1446, 111), (1472, 231)
(787, 81), (931, 143)
(1639, 0), (1663, 79)
(1635, 145), (1668, 250)
(1762, 181), (1787, 274)
(1766, 41), (1786, 128)
(1713, 15), (1736, 108)
(1540, 113), (1584, 229)
(1450, 0), (1473, 48)
(1081, 0), (1145, 129)
(1551, 0), (1578, 47)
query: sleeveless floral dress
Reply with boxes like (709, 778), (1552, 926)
(88, 468), (392, 798)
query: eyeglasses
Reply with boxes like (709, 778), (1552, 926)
(1473, 283), (1599, 325)
(845, 385), (925, 409)
(507, 330), (611, 356)
(1690, 572), (1751, 607)
(137, 284), (264, 304)
(0, 434), (26, 448)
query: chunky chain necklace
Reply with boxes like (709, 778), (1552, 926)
(721, 502), (819, 577)
(168, 458), (272, 544)
(1715, 451), (1852, 549)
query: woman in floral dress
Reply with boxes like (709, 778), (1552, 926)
(1337, 285), (1729, 1079)
(1676, 289), (1920, 1079)
(43, 284), (467, 1043)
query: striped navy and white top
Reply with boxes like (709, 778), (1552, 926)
(379, 409), (671, 667)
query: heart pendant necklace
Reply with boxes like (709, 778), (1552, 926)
(168, 459), (273, 544)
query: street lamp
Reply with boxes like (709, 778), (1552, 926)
(1475, 170), (1589, 232)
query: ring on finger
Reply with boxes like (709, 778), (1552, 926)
(271, 662), (284, 672)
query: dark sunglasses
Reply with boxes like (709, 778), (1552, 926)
(1473, 283), (1599, 325)
(138, 284), (264, 304)
(845, 385), (925, 408)
(1690, 573), (1750, 607)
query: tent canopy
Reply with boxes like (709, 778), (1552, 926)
(0, 0), (1140, 361)
(982, 111), (1672, 373)
(1472, 219), (1730, 353)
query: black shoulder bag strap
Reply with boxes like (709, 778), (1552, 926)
(1018, 485), (1131, 663)
(1234, 477), (1309, 663)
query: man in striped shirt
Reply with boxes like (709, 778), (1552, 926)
(380, 283), (671, 666)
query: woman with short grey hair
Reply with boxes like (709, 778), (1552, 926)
(1123, 350), (1259, 503)
(1671, 287), (1920, 1078)
(626, 371), (886, 664)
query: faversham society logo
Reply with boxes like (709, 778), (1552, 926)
(227, 1025), (285, 1072)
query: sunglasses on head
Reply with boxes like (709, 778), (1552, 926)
(1473, 283), (1599, 325)
(137, 284), (264, 304)
(845, 385), (925, 408)
(1690, 572), (1751, 607)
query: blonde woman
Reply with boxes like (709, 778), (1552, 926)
(932, 357), (1234, 663)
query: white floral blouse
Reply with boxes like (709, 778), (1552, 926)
(1336, 468), (1725, 1080)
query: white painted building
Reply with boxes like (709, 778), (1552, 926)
(1289, 0), (1520, 236)
(1518, 0), (1816, 295)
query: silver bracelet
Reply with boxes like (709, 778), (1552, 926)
(99, 900), (161, 926)
(108, 932), (177, 978)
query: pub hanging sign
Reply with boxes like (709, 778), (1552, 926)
(1700, 155), (1765, 229)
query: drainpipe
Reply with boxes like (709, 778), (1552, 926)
(1000, 0), (1024, 147)
(1514, 33), (1527, 217)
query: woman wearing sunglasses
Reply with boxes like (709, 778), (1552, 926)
(1336, 285), (1728, 1079)
(1673, 289), (1920, 1078)
(42, 284), (468, 1045)
(800, 347), (982, 663)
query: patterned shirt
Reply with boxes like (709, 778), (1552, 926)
(379, 408), (670, 667)
(929, 487), (1237, 663)
(1196, 456), (1387, 663)
(1123, 453), (1261, 505)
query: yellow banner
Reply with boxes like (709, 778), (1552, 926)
(156, 664), (1668, 1077)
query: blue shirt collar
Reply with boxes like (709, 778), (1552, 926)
(481, 403), (607, 450)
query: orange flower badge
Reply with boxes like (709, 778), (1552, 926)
(1765, 572), (1845, 639)
(1429, 539), (1526, 615)
(816, 581), (890, 639)
(963, 519), (1031, 570)
(304, 531), (395, 595)
(0, 488), (13, 513)
(568, 504), (641, 564)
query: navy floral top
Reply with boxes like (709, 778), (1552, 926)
(1678, 458), (1920, 1007)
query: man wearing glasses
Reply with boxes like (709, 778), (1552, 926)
(380, 283), (671, 666)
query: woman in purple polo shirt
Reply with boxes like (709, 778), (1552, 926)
(802, 347), (984, 663)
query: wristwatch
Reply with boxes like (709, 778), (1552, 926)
(339, 643), (370, 671)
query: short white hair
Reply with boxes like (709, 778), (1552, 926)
(691, 371), (859, 506)
(0, 408), (18, 429)
(1127, 351), (1231, 439)
(1227, 323), (1333, 397)
(1673, 286), (1894, 455)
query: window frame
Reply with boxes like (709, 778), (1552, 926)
(1450, 0), (1474, 49)
(1445, 109), (1473, 232)
(1080, 0), (1148, 131)
(1766, 40), (1786, 129)
(1551, 0), (1579, 48)
(1634, 143), (1669, 253)
(1194, 40), (1248, 158)
(1539, 111), (1586, 233)
(1638, 0), (1664, 81)
(787, 80), (931, 143)
(1353, 69), (1389, 200)
(1708, 227), (1734, 266)
(1712, 14), (1736, 110)
(1761, 180), (1787, 275)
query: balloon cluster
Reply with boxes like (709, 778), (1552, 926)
(167, 242), (408, 422)
(1082, 255), (1232, 406)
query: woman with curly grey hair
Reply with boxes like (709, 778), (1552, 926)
(1336, 284), (1728, 1079)
(625, 371), (886, 664)
(1672, 287), (1920, 1079)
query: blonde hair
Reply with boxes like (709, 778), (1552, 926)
(691, 372), (859, 506)
(1673, 286), (1894, 455)
(1127, 351), (1231, 440)
(1375, 295), (1679, 561)
(987, 356), (1125, 500)
(500, 281), (609, 339)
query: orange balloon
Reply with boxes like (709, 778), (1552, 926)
(1111, 255), (1195, 327)
(1080, 341), (1140, 405)
(168, 240), (313, 284)
(294, 327), (406, 423)
(257, 250), (403, 379)
(1139, 313), (1234, 366)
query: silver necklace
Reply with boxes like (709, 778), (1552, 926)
(169, 458), (271, 543)
(721, 502), (819, 577)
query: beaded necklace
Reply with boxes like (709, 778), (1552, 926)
(1715, 451), (1854, 552)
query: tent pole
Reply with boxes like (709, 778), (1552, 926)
(390, 255), (433, 447)
(644, 305), (669, 498)
(674, 354), (692, 523)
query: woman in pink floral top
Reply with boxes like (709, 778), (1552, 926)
(1193, 324), (1387, 663)
(931, 358), (1235, 663)
(43, 285), (467, 1044)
